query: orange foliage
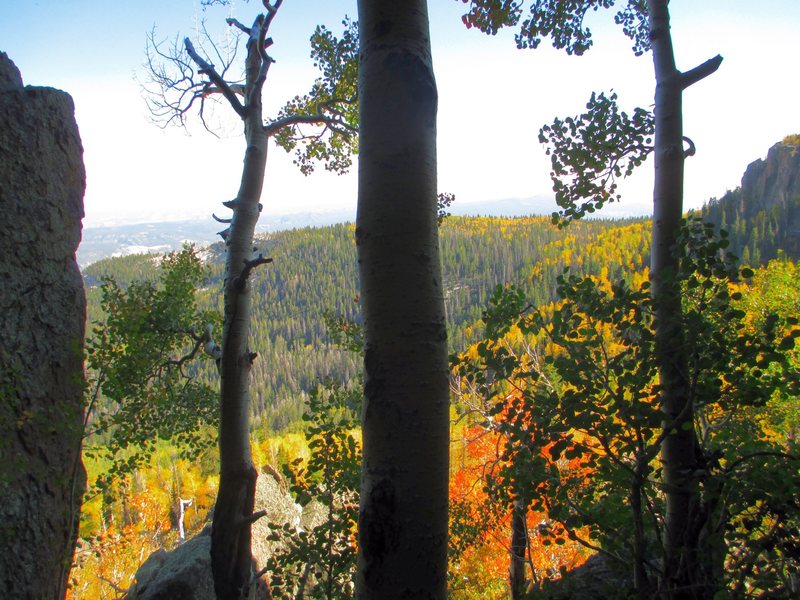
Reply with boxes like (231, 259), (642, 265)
(449, 423), (590, 598)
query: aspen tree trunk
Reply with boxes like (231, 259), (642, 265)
(355, 1), (450, 597)
(647, 1), (721, 596)
(210, 32), (268, 600)
(648, 2), (696, 595)
(509, 500), (528, 599)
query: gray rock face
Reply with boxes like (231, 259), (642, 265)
(741, 139), (800, 254)
(128, 469), (322, 600)
(0, 52), (86, 598)
(741, 140), (800, 209)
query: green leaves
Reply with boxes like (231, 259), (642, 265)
(539, 91), (654, 226)
(483, 283), (528, 338)
(267, 380), (361, 599)
(84, 245), (220, 495)
(453, 220), (800, 592)
(460, 1), (650, 56)
(272, 18), (359, 176)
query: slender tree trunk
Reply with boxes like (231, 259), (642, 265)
(648, 1), (696, 595)
(355, 2), (449, 597)
(210, 34), (268, 600)
(631, 467), (650, 599)
(509, 499), (528, 599)
(647, 2), (721, 597)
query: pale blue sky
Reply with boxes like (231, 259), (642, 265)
(1, 0), (798, 226)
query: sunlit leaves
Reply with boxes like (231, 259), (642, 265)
(539, 91), (654, 226)
(272, 18), (359, 176)
(453, 221), (800, 593)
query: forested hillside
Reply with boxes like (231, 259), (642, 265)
(76, 210), (800, 598)
(84, 175), (800, 434)
(84, 216), (650, 430)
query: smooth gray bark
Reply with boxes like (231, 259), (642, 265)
(209, 23), (269, 599)
(647, 2), (721, 597)
(355, 2), (450, 597)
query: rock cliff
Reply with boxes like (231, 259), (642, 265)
(701, 136), (800, 261)
(0, 52), (86, 597)
(741, 138), (800, 211)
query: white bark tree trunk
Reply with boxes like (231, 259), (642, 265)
(210, 30), (270, 599)
(355, 2), (450, 597)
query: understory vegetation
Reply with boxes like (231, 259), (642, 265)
(71, 212), (800, 599)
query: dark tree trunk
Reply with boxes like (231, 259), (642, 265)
(649, 0), (697, 590)
(647, 1), (722, 597)
(509, 500), (528, 599)
(631, 467), (650, 599)
(355, 1), (450, 597)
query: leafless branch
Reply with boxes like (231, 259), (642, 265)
(238, 509), (268, 527)
(226, 17), (251, 35)
(184, 38), (246, 118)
(235, 254), (273, 290)
(681, 54), (723, 90)
(142, 29), (206, 128)
(264, 111), (356, 138)
(142, 22), (246, 130)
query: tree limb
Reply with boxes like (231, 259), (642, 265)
(226, 17), (251, 35)
(682, 136), (696, 158)
(724, 451), (798, 475)
(184, 38), (247, 118)
(235, 254), (273, 290)
(681, 54), (723, 90)
(264, 112), (355, 138)
(238, 509), (268, 527)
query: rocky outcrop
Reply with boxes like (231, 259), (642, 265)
(741, 138), (800, 255)
(531, 553), (633, 599)
(0, 52), (86, 597)
(127, 469), (324, 600)
(741, 138), (800, 210)
(701, 136), (800, 261)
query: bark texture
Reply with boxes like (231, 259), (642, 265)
(647, 2), (721, 596)
(355, 2), (450, 598)
(509, 500), (528, 599)
(0, 52), (86, 599)
(648, 2), (696, 594)
(210, 31), (269, 599)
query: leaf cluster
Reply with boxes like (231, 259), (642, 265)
(266, 380), (361, 599)
(539, 91), (654, 226)
(460, 0), (649, 56)
(84, 246), (220, 495)
(452, 220), (800, 593)
(273, 18), (359, 175)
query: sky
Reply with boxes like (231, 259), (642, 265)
(1, 0), (798, 228)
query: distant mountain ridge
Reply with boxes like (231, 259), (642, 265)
(77, 196), (558, 267)
(78, 137), (800, 268)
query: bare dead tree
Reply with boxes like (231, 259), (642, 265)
(143, 2), (357, 597)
